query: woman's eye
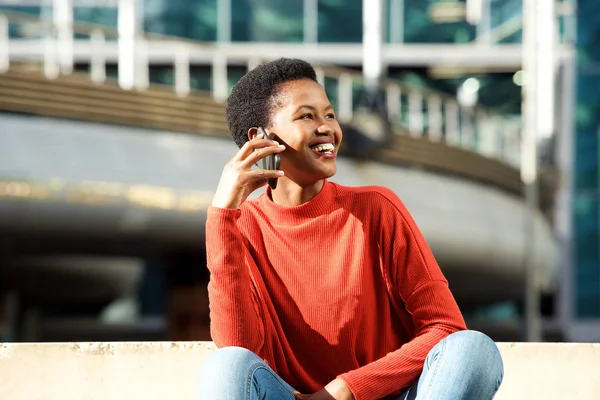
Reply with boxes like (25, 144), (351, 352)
(301, 113), (313, 120)
(326, 113), (336, 119)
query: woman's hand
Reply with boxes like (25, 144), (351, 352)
(294, 390), (334, 400)
(293, 378), (355, 400)
(211, 132), (285, 209)
(293, 392), (313, 400)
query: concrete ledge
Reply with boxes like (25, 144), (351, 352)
(1, 342), (598, 399)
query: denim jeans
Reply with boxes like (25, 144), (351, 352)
(198, 330), (504, 400)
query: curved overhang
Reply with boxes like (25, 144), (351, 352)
(0, 114), (559, 305)
(0, 256), (143, 305)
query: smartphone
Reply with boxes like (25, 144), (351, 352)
(257, 127), (281, 190)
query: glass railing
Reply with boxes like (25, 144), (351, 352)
(487, 0), (575, 45)
(0, 0), (574, 45)
(1, 9), (522, 170)
(573, 192), (600, 317)
(403, 0), (476, 44)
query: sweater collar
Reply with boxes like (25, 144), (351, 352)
(259, 180), (337, 220)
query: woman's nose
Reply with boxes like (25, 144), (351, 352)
(317, 123), (334, 134)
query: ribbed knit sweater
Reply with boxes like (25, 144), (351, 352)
(205, 180), (466, 400)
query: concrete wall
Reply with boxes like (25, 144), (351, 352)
(1, 341), (598, 399)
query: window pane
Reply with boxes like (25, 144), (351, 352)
(143, 0), (217, 42)
(491, 0), (522, 44)
(403, 0), (475, 44)
(323, 77), (339, 111)
(574, 0), (600, 319)
(74, 7), (118, 27)
(227, 66), (246, 94)
(578, 2), (600, 63)
(318, 0), (362, 43)
(190, 66), (212, 91)
(575, 71), (600, 192)
(232, 0), (303, 42)
(1, 6), (42, 39)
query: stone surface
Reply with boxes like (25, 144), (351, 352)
(1, 341), (599, 399)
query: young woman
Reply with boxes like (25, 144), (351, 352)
(198, 58), (503, 400)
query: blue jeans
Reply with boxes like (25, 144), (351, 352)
(198, 330), (504, 400)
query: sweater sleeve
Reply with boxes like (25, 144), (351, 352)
(338, 189), (467, 400)
(205, 205), (264, 353)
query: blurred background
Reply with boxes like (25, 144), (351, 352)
(0, 0), (595, 345)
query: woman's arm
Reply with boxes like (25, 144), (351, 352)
(205, 206), (266, 353)
(337, 188), (467, 400)
(206, 131), (284, 353)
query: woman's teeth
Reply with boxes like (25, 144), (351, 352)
(312, 143), (335, 153)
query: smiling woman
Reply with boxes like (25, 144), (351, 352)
(220, 58), (343, 206)
(200, 58), (503, 400)
(260, 78), (342, 195)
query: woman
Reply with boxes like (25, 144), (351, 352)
(198, 58), (503, 400)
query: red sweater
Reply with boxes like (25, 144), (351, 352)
(205, 180), (466, 400)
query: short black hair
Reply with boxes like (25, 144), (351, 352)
(226, 58), (318, 148)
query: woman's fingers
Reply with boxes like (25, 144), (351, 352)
(243, 169), (284, 182)
(241, 143), (286, 168)
(210, 133), (284, 209)
(293, 391), (312, 400)
(234, 133), (281, 162)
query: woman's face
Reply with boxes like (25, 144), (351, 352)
(253, 78), (343, 187)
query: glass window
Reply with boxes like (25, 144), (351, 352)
(227, 66), (246, 94)
(575, 71), (600, 192)
(72, 7), (118, 39)
(323, 77), (339, 111)
(231, 0), (303, 42)
(403, 0), (475, 44)
(574, 0), (600, 319)
(574, 132), (598, 192)
(575, 256), (600, 318)
(1, 6), (42, 39)
(74, 7), (118, 28)
(490, 0), (521, 25)
(490, 0), (522, 44)
(190, 66), (212, 91)
(577, 3), (600, 63)
(143, 0), (217, 41)
(149, 66), (174, 86)
(318, 0), (362, 43)
(146, 65), (213, 91)
(573, 188), (600, 320)
(3, 5), (120, 40)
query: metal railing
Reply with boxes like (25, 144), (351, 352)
(0, 10), (522, 170)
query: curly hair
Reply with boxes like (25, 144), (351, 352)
(226, 58), (318, 148)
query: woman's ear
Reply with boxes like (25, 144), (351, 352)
(247, 127), (259, 142)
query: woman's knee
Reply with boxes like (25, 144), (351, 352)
(198, 346), (263, 394)
(419, 331), (504, 399)
(442, 330), (504, 383)
(203, 346), (261, 369)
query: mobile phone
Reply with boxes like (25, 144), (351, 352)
(257, 127), (281, 190)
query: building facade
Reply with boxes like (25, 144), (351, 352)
(3, 0), (591, 341)
(574, 0), (600, 320)
(1, 0), (547, 114)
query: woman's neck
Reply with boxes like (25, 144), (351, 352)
(270, 178), (324, 207)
